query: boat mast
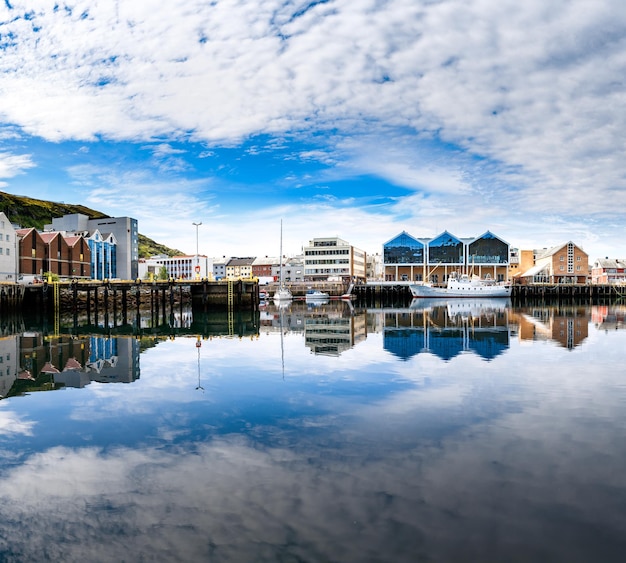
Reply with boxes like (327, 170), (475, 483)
(279, 219), (284, 289)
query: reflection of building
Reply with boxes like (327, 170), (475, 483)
(383, 300), (511, 361)
(86, 336), (140, 384)
(12, 333), (140, 395)
(0, 335), (19, 397)
(260, 301), (366, 356)
(591, 305), (626, 331)
(515, 307), (588, 349)
(383, 230), (510, 284)
(304, 310), (367, 356)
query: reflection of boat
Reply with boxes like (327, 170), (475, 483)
(305, 289), (330, 300)
(410, 272), (512, 298)
(446, 298), (511, 318)
(273, 220), (293, 302)
(259, 290), (270, 300)
(307, 298), (329, 307)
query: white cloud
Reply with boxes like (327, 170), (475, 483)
(0, 151), (35, 179)
(0, 0), (624, 259)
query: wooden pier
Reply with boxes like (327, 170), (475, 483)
(17, 278), (260, 317)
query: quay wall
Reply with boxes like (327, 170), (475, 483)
(352, 282), (626, 303)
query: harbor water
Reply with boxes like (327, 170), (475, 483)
(0, 298), (625, 562)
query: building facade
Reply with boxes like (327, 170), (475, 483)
(590, 258), (626, 285)
(519, 242), (589, 284)
(225, 257), (255, 279)
(303, 237), (366, 282)
(48, 214), (138, 280)
(0, 212), (17, 282)
(383, 230), (510, 283)
(138, 254), (210, 280)
(87, 231), (117, 280)
(16, 228), (91, 279)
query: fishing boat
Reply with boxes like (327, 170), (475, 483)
(273, 220), (293, 302)
(409, 272), (512, 298)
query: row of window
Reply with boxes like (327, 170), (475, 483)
(305, 249), (350, 256)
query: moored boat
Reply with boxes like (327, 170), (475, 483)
(273, 220), (293, 303)
(305, 289), (330, 300)
(409, 272), (512, 298)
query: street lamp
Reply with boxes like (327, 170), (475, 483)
(192, 222), (202, 279)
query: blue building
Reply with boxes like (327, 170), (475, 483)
(383, 230), (510, 283)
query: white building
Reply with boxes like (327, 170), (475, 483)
(303, 237), (367, 282)
(138, 255), (210, 280)
(0, 212), (17, 282)
(212, 257), (230, 281)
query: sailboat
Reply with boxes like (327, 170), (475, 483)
(273, 220), (293, 302)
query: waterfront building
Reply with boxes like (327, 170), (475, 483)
(138, 254), (210, 280)
(383, 230), (510, 283)
(518, 242), (589, 284)
(225, 257), (255, 279)
(508, 249), (535, 281)
(366, 252), (384, 281)
(47, 214), (139, 280)
(252, 256), (278, 282)
(0, 212), (17, 282)
(280, 255), (305, 283)
(590, 258), (626, 285)
(16, 228), (91, 279)
(520, 241), (589, 284)
(212, 257), (230, 281)
(86, 230), (117, 280)
(303, 237), (366, 282)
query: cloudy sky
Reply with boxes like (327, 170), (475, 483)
(0, 0), (624, 260)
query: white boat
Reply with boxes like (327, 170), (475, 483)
(409, 272), (512, 298)
(305, 289), (330, 300)
(273, 220), (293, 302)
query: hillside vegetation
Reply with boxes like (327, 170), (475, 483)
(0, 191), (183, 258)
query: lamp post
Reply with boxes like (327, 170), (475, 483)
(192, 222), (202, 279)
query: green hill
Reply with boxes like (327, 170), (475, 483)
(0, 191), (183, 258)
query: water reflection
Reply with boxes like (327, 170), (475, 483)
(1, 302), (626, 561)
(384, 298), (512, 361)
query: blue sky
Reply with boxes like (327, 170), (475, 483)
(0, 0), (624, 260)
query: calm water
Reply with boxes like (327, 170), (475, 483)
(0, 299), (625, 562)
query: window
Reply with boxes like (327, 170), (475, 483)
(560, 265), (564, 271)
(560, 256), (564, 261)
(577, 256), (581, 261)
(6, 248), (9, 255)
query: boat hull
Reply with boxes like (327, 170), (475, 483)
(409, 282), (511, 298)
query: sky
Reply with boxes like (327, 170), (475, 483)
(0, 0), (624, 261)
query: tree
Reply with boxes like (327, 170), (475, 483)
(157, 266), (169, 280)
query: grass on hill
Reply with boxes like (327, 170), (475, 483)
(0, 191), (183, 258)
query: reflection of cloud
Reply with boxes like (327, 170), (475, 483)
(0, 399), (624, 563)
(0, 408), (35, 437)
